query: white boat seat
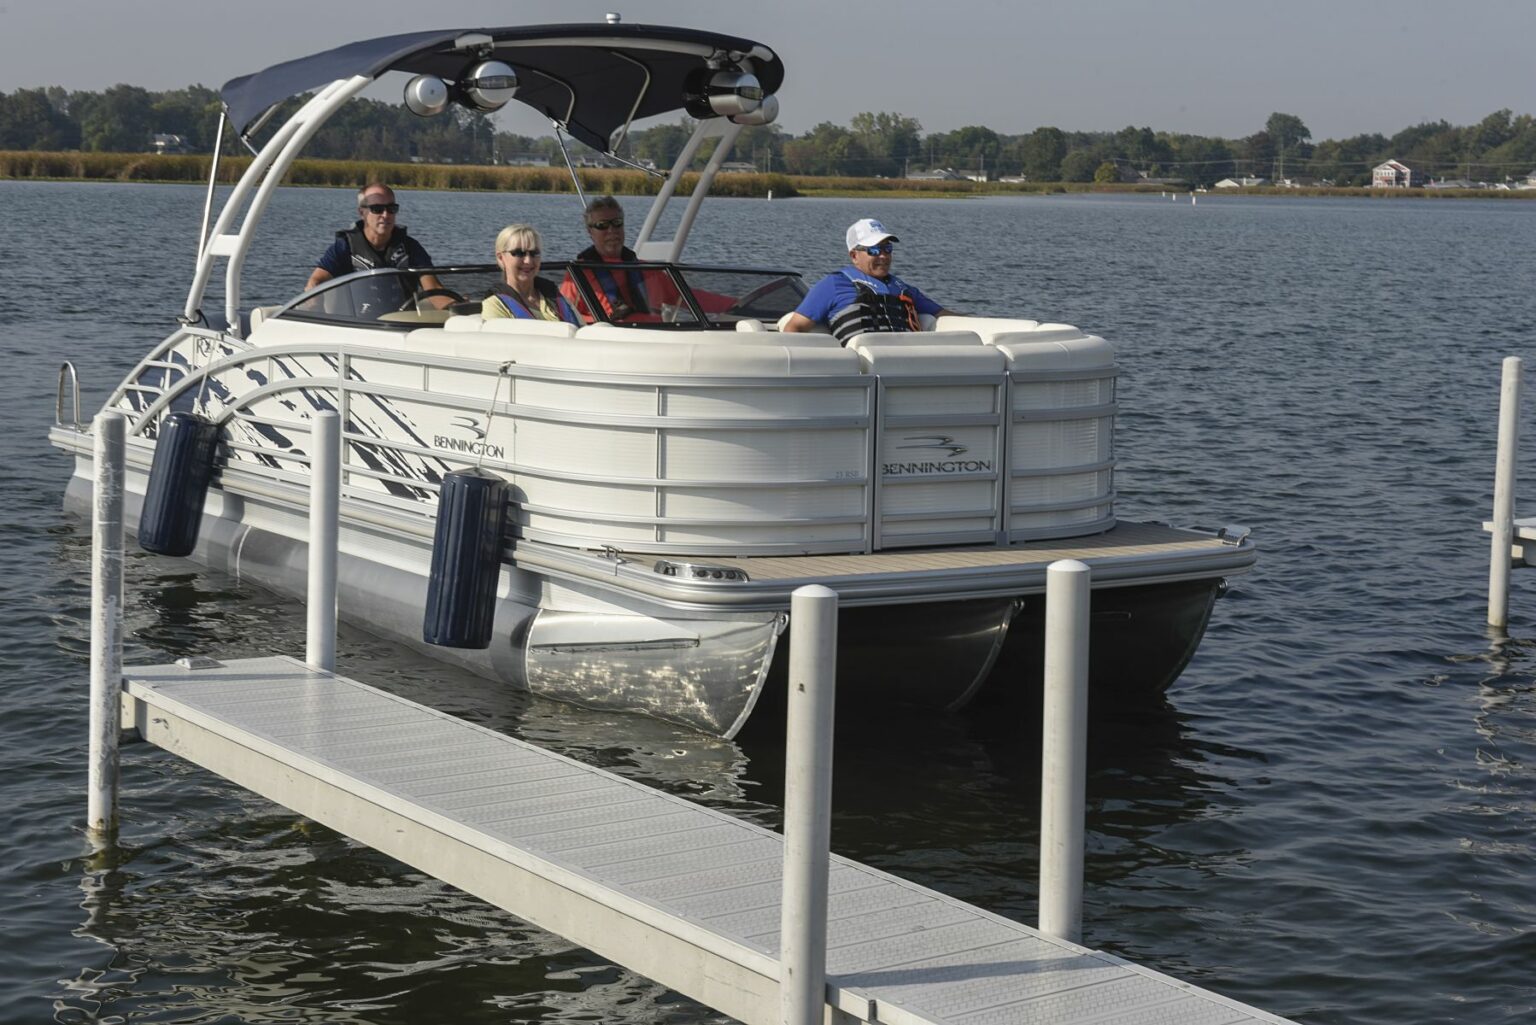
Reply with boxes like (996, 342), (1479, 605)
(443, 314), (485, 332)
(248, 305), (282, 330)
(456, 335), (861, 375)
(846, 330), (984, 349)
(935, 314), (1042, 346)
(734, 318), (766, 332)
(774, 311), (936, 334)
(443, 314), (577, 338)
(849, 337), (1004, 375)
(575, 324), (841, 348)
(481, 317), (578, 338)
(774, 311), (830, 333)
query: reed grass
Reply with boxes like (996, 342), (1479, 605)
(6, 151), (1532, 200)
(0, 151), (804, 198)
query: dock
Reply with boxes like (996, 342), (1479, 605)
(121, 654), (1296, 1025)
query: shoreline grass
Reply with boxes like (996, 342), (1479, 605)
(4, 150), (1533, 201)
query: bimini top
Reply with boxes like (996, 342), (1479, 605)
(220, 23), (783, 153)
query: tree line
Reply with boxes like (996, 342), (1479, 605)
(3, 84), (1535, 187)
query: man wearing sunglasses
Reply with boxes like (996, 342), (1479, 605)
(559, 196), (675, 322)
(305, 183), (449, 307)
(782, 218), (955, 344)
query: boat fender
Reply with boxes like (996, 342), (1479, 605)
(422, 468), (509, 649)
(139, 411), (221, 557)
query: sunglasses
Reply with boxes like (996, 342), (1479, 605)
(858, 242), (894, 257)
(587, 218), (624, 230)
(362, 202), (400, 214)
(501, 248), (541, 259)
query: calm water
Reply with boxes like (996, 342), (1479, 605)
(3, 181), (1535, 1024)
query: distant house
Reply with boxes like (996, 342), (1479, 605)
(1372, 159), (1424, 188)
(1518, 170), (1536, 190)
(905, 167), (965, 181)
(718, 161), (758, 174)
(502, 153), (551, 167)
(150, 133), (189, 155)
(1214, 176), (1268, 189)
(1277, 176), (1320, 188)
(1425, 177), (1475, 190)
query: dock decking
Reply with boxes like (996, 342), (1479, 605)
(122, 655), (1294, 1025)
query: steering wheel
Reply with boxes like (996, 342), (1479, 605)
(723, 275), (796, 317)
(398, 287), (465, 312)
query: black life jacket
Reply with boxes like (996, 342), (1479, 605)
(492, 278), (580, 325)
(340, 222), (415, 272)
(828, 270), (921, 343)
(574, 245), (650, 318)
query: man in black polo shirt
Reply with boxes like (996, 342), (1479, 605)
(305, 183), (449, 309)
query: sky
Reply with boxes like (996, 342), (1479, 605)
(1, 0), (1532, 142)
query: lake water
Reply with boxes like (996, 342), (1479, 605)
(3, 180), (1535, 1024)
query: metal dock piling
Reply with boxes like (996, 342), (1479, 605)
(117, 655), (1297, 1025)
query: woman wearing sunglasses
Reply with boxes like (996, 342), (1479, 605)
(483, 224), (580, 325)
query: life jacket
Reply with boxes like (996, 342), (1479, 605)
(574, 245), (650, 319)
(340, 222), (415, 272)
(493, 278), (580, 325)
(828, 270), (922, 343)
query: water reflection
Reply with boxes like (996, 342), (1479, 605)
(63, 825), (727, 1024)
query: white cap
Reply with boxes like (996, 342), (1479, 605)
(846, 218), (898, 251)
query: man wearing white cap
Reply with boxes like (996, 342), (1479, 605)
(782, 218), (956, 343)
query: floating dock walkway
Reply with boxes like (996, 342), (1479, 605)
(121, 654), (1296, 1025)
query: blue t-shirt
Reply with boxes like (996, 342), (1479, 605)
(316, 229), (433, 276)
(794, 267), (941, 326)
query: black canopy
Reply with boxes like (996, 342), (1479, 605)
(220, 23), (784, 153)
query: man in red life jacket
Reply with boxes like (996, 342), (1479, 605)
(559, 196), (677, 322)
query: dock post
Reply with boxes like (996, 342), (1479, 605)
(306, 410), (340, 671)
(780, 584), (838, 1025)
(88, 412), (126, 842)
(1489, 356), (1523, 629)
(1040, 559), (1089, 944)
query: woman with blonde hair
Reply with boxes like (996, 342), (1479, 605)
(483, 224), (579, 324)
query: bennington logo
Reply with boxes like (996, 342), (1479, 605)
(433, 415), (505, 459)
(883, 434), (990, 476)
(896, 434), (968, 457)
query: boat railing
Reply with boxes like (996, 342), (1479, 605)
(115, 327), (1119, 556)
(102, 324), (253, 434)
(55, 362), (80, 428)
(124, 340), (882, 556)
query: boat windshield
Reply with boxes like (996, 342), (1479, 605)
(275, 264), (807, 330)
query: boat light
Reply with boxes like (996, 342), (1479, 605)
(684, 68), (763, 119)
(653, 560), (750, 583)
(403, 75), (450, 117)
(729, 93), (779, 126)
(461, 60), (519, 112)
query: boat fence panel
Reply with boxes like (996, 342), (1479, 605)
(851, 337), (1009, 550)
(995, 328), (1119, 541)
